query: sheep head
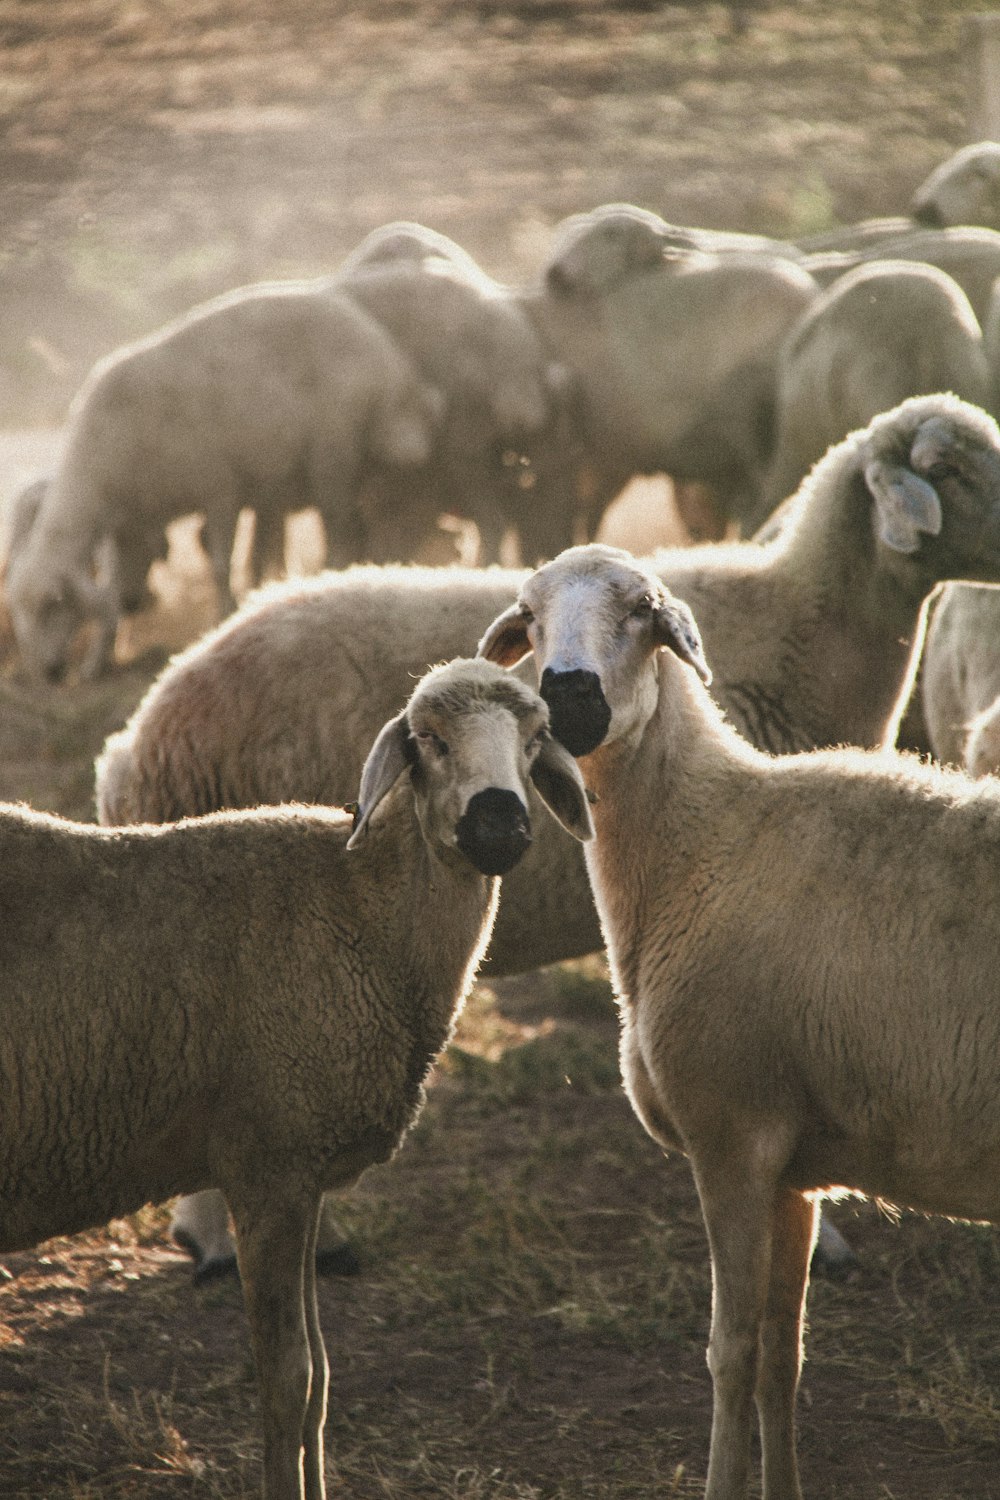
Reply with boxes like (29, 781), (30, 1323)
(6, 541), (121, 684)
(856, 395), (1000, 581)
(911, 141), (1000, 231)
(347, 657), (593, 872)
(478, 545), (709, 758)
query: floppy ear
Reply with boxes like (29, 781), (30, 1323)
(864, 458), (943, 555)
(529, 732), (595, 843)
(477, 604), (533, 667)
(346, 710), (413, 848)
(653, 594), (712, 684)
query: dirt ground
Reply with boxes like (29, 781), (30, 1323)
(1, 2), (1000, 1497)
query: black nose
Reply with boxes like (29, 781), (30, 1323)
(456, 788), (532, 876)
(540, 667), (611, 757)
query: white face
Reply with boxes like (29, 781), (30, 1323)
(477, 545), (709, 759)
(408, 691), (549, 875)
(519, 551), (665, 755)
(349, 660), (593, 873)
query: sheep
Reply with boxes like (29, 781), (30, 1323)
(4, 474), (168, 617)
(794, 142), (1000, 254)
(333, 242), (582, 566)
(758, 260), (988, 528)
(96, 395), (1000, 1279)
(2, 656), (593, 1500)
(518, 204), (819, 536)
(909, 580), (1000, 774)
(478, 541), (1000, 1500)
(4, 279), (441, 683)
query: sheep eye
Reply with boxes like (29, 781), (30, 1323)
(416, 730), (449, 756)
(631, 594), (655, 618)
(519, 604), (535, 624)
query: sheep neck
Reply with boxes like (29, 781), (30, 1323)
(762, 467), (933, 746)
(578, 651), (750, 1013)
(361, 781), (500, 1059)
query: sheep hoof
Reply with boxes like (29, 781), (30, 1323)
(316, 1243), (362, 1277)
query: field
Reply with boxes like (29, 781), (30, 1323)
(1, 2), (999, 1496)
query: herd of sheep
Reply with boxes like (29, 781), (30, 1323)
(4, 141), (1000, 1499)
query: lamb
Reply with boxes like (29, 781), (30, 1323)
(2, 657), (592, 1500)
(478, 541), (1000, 1500)
(96, 395), (1000, 1279)
(758, 260), (988, 527)
(4, 474), (167, 617)
(803, 226), (1000, 327)
(4, 279), (441, 682)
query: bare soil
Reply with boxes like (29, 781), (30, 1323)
(0, 3), (998, 1497)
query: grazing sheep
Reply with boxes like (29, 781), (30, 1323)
(5, 280), (441, 683)
(479, 541), (1000, 1500)
(3, 657), (592, 1500)
(759, 260), (988, 526)
(519, 204), (819, 536)
(335, 245), (581, 566)
(97, 396), (1000, 1278)
(4, 474), (168, 617)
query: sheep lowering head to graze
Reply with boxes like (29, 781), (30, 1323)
(1, 656), (592, 1500)
(4, 280), (442, 683)
(335, 244), (581, 566)
(479, 542), (1000, 1500)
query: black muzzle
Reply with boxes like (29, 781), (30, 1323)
(540, 667), (612, 757)
(456, 788), (532, 876)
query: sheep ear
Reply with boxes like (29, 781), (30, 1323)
(346, 710), (412, 848)
(477, 605), (533, 667)
(864, 458), (943, 555)
(529, 733), (595, 843)
(653, 596), (712, 684)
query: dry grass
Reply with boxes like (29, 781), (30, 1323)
(1, 2), (999, 1496)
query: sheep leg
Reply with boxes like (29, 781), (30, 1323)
(231, 1194), (318, 1500)
(694, 1153), (779, 1500)
(755, 1188), (815, 1500)
(200, 505), (241, 616)
(302, 1206), (329, 1500)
